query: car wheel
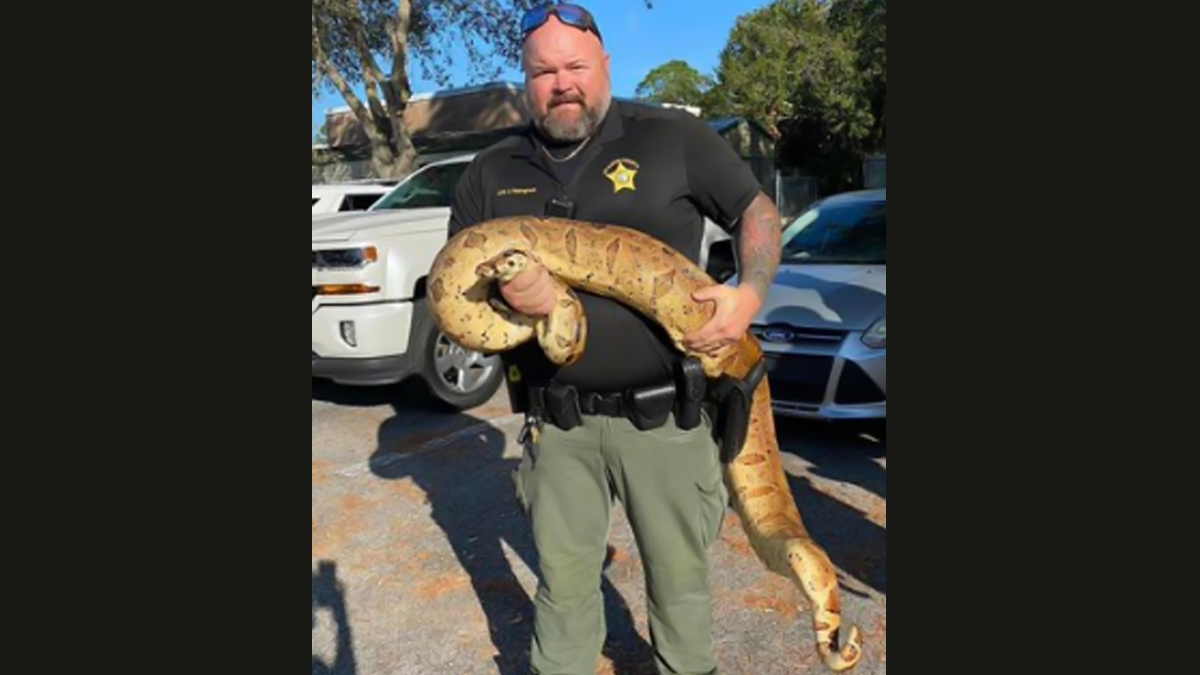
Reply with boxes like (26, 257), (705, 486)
(410, 298), (504, 410)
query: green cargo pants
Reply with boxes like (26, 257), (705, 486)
(513, 411), (728, 675)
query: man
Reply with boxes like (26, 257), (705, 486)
(448, 4), (783, 674)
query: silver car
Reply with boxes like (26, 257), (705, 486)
(741, 189), (886, 421)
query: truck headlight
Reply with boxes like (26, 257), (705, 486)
(862, 317), (886, 349)
(312, 246), (377, 269)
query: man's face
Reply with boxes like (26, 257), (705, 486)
(522, 15), (611, 142)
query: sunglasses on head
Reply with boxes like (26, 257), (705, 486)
(521, 3), (603, 43)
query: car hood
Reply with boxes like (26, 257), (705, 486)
(311, 207), (448, 243)
(749, 264), (887, 332)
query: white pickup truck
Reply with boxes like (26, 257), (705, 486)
(311, 182), (393, 215)
(312, 154), (736, 410)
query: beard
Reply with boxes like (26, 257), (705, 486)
(532, 90), (610, 142)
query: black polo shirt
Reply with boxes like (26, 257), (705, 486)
(449, 100), (761, 393)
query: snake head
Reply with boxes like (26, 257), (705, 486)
(476, 250), (532, 283)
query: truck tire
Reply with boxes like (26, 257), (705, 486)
(409, 297), (504, 410)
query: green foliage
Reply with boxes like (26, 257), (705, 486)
(706, 0), (887, 192)
(312, 0), (540, 98)
(312, 1), (543, 176)
(635, 60), (714, 108)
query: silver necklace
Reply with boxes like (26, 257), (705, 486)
(541, 135), (593, 163)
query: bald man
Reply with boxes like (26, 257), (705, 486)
(449, 4), (783, 674)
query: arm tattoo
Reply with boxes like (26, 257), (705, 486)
(737, 192), (783, 301)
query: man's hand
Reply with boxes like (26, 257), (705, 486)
(500, 264), (557, 316)
(683, 284), (764, 355)
(684, 191), (782, 356)
(681, 189), (782, 355)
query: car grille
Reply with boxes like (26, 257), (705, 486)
(752, 325), (848, 349)
(763, 353), (834, 404)
(762, 353), (885, 409)
(835, 360), (886, 405)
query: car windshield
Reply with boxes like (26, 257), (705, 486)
(780, 198), (886, 264)
(370, 162), (468, 211)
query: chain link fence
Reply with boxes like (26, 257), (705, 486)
(775, 174), (821, 220)
(864, 155), (887, 190)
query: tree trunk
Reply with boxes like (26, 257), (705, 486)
(368, 141), (398, 179)
(313, 0), (420, 181)
(378, 0), (417, 179)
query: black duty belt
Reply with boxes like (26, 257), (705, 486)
(521, 355), (768, 467)
(528, 357), (707, 433)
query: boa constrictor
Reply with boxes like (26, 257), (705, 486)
(428, 216), (863, 672)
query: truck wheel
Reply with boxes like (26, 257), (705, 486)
(410, 298), (504, 410)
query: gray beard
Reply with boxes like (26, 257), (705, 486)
(535, 97), (609, 142)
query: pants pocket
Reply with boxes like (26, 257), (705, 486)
(696, 462), (727, 550)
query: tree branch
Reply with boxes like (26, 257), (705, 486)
(388, 0), (413, 110)
(313, 22), (387, 152)
(347, 2), (392, 149)
(385, 0), (415, 173)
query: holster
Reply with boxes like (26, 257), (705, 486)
(708, 357), (768, 464)
(542, 381), (583, 431)
(674, 356), (707, 431)
(625, 383), (675, 431)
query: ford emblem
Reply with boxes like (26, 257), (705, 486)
(761, 326), (795, 343)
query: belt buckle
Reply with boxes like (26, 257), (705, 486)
(596, 392), (619, 417)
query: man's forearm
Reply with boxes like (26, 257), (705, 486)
(737, 192), (783, 301)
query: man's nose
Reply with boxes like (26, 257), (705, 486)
(553, 74), (578, 95)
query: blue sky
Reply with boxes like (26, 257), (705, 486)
(312, 0), (768, 137)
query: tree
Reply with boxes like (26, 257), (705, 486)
(313, 1), (655, 179)
(709, 0), (885, 192)
(635, 60), (713, 108)
(831, 0), (886, 149)
(312, 0), (541, 178)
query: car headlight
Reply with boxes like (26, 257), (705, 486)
(312, 246), (378, 269)
(862, 317), (886, 349)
